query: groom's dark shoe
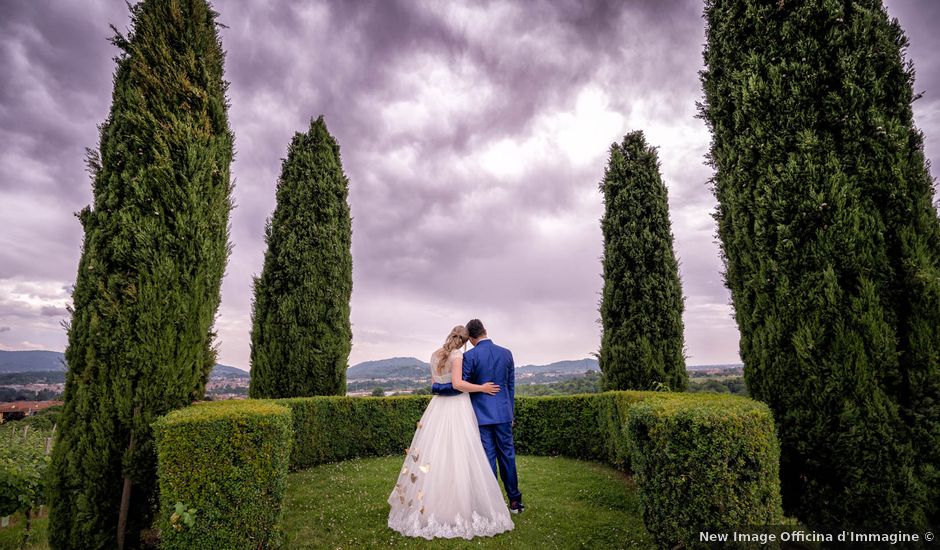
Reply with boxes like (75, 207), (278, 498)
(509, 501), (524, 514)
(431, 382), (462, 396)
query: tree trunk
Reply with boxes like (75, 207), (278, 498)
(21, 508), (32, 548)
(117, 409), (139, 550)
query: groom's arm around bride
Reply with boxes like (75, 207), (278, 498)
(431, 379), (462, 396)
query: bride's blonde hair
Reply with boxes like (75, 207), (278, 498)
(434, 325), (469, 374)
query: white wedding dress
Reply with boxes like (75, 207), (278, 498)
(387, 348), (514, 539)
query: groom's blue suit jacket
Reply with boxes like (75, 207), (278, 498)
(461, 339), (515, 425)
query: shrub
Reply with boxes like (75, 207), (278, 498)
(599, 131), (688, 392)
(276, 391), (781, 546)
(49, 0), (235, 545)
(281, 393), (648, 470)
(0, 426), (52, 519)
(700, 0), (940, 528)
(627, 393), (783, 548)
(595, 391), (651, 470)
(8, 407), (61, 432)
(514, 394), (609, 461)
(249, 117), (353, 399)
(278, 396), (429, 470)
(153, 400), (292, 550)
(153, 392), (783, 549)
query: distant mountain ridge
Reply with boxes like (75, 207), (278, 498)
(346, 357), (429, 379)
(345, 356), (605, 380)
(518, 358), (600, 374)
(1, 349), (741, 379)
(344, 356), (742, 380)
(0, 350), (66, 372)
(211, 364), (250, 378)
(0, 350), (248, 378)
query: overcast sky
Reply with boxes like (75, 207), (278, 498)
(1, 0), (938, 370)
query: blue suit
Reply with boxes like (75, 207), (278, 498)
(432, 339), (521, 504)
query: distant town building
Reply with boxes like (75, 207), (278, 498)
(0, 400), (62, 423)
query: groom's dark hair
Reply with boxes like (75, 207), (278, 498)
(466, 319), (486, 339)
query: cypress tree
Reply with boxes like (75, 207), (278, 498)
(700, 0), (940, 529)
(249, 117), (353, 398)
(48, 1), (234, 548)
(598, 131), (688, 392)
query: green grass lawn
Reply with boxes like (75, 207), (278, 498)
(0, 512), (49, 550)
(0, 456), (651, 549)
(282, 455), (653, 549)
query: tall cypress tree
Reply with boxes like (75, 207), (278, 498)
(249, 117), (353, 398)
(48, 1), (234, 548)
(599, 131), (688, 392)
(701, 0), (939, 529)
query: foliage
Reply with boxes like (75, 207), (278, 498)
(0, 372), (65, 385)
(281, 455), (652, 549)
(0, 408), (61, 433)
(0, 388), (61, 402)
(627, 394), (783, 548)
(700, 0), (940, 528)
(205, 385), (248, 397)
(274, 391), (780, 545)
(0, 511), (49, 550)
(249, 117), (353, 398)
(152, 399), (292, 550)
(47, 0), (235, 547)
(0, 427), (53, 517)
(599, 131), (687, 392)
(168, 502), (196, 532)
(277, 396), (430, 470)
(687, 376), (749, 396)
(514, 393), (623, 462)
(370, 387), (385, 397)
(515, 371), (603, 396)
(144, 391), (782, 548)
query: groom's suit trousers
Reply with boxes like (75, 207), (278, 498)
(478, 422), (522, 502)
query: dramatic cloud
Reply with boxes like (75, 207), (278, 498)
(1, 0), (937, 368)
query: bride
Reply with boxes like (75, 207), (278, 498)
(387, 325), (515, 539)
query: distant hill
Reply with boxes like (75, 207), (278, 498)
(0, 350), (247, 378)
(347, 357), (429, 380)
(211, 364), (250, 378)
(686, 363), (743, 371)
(518, 358), (599, 374)
(0, 350), (66, 373)
(2, 349), (737, 381)
(347, 356), (602, 380)
(347, 355), (742, 380)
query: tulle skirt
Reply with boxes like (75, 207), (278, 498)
(387, 392), (514, 539)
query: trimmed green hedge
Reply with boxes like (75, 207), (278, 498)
(627, 394), (783, 548)
(514, 391), (654, 469)
(154, 392), (782, 549)
(279, 392), (651, 469)
(153, 400), (293, 550)
(278, 395), (430, 470)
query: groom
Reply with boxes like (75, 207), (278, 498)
(432, 319), (524, 513)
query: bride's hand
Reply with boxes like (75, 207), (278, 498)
(481, 382), (500, 395)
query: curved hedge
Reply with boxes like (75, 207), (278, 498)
(514, 391), (652, 469)
(278, 395), (429, 470)
(154, 391), (782, 549)
(153, 399), (292, 550)
(627, 394), (782, 548)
